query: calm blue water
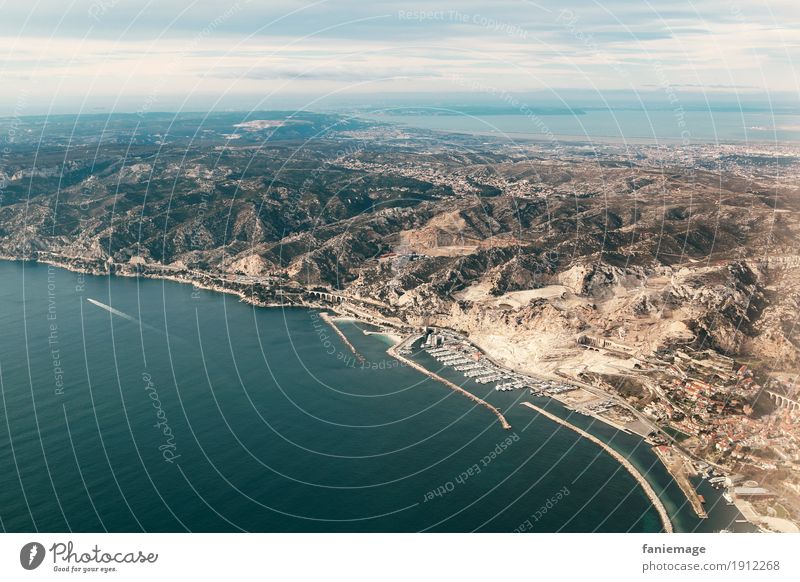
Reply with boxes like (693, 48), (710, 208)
(366, 109), (800, 143)
(0, 261), (747, 532)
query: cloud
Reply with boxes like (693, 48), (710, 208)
(217, 66), (441, 82)
(642, 83), (761, 90)
(0, 0), (798, 114)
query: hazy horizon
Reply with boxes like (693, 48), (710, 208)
(1, 0), (798, 117)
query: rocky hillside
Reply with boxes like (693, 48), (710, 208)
(1, 111), (798, 380)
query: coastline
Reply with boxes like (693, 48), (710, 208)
(521, 402), (674, 533)
(361, 114), (800, 146)
(329, 315), (403, 345)
(0, 256), (723, 530)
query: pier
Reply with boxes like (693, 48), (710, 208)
(320, 312), (365, 363)
(388, 339), (511, 430)
(521, 402), (673, 533)
(652, 446), (707, 519)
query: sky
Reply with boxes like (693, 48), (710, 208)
(0, 0), (798, 114)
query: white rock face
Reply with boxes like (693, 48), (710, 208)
(229, 254), (270, 276)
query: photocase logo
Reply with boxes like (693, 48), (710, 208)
(20, 542), (46, 570)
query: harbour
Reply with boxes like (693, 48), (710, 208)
(387, 336), (512, 430)
(0, 260), (751, 533)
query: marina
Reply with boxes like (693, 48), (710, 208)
(388, 336), (512, 430)
(418, 330), (580, 399)
(308, 320), (755, 532)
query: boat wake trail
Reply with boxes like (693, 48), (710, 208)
(86, 298), (139, 323)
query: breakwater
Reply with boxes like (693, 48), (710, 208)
(320, 312), (365, 362)
(388, 339), (511, 430)
(521, 401), (673, 533)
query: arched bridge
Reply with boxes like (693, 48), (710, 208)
(767, 390), (800, 411)
(308, 291), (344, 304)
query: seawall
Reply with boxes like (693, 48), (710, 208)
(522, 401), (673, 533)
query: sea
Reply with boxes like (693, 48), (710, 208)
(0, 260), (753, 532)
(363, 108), (800, 144)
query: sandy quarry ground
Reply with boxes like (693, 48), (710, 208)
(464, 330), (639, 380)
